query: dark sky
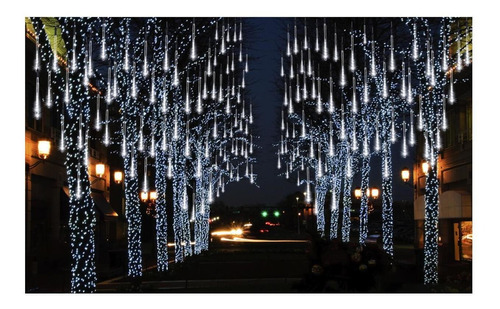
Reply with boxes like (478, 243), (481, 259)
(215, 17), (415, 207)
(215, 18), (298, 207)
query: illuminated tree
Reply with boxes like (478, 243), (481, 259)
(30, 17), (98, 292)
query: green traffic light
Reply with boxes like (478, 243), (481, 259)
(261, 211), (268, 217)
(274, 211), (280, 217)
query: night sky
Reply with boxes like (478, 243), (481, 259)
(216, 18), (297, 207)
(215, 17), (415, 208)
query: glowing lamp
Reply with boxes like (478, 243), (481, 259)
(371, 187), (379, 199)
(95, 163), (105, 178)
(114, 171), (123, 184)
(354, 187), (361, 199)
(422, 161), (430, 175)
(149, 191), (157, 201)
(366, 188), (371, 198)
(38, 140), (51, 160)
(140, 191), (148, 202)
(401, 167), (410, 183)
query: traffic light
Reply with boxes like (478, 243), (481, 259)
(273, 211), (280, 218)
(261, 210), (268, 218)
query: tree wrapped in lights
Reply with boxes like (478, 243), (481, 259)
(125, 18), (257, 262)
(360, 24), (400, 257)
(401, 17), (472, 285)
(186, 19), (256, 255)
(340, 144), (356, 242)
(163, 18), (257, 259)
(30, 17), (98, 292)
(278, 19), (379, 241)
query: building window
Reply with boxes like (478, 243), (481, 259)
(90, 148), (100, 160)
(460, 221), (472, 261)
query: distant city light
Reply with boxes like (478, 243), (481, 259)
(211, 228), (243, 237)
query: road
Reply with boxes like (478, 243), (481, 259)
(97, 227), (312, 292)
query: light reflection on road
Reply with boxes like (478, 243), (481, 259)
(220, 237), (309, 243)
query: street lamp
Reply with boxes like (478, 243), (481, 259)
(422, 161), (430, 175)
(149, 191), (157, 201)
(26, 139), (52, 282)
(354, 186), (379, 217)
(295, 196), (301, 234)
(297, 212), (301, 234)
(371, 187), (380, 199)
(355, 187), (379, 200)
(38, 140), (51, 160)
(140, 191), (149, 202)
(28, 140), (52, 170)
(90, 163), (107, 185)
(95, 163), (105, 178)
(401, 167), (411, 183)
(114, 171), (123, 184)
(354, 187), (362, 199)
(140, 190), (157, 217)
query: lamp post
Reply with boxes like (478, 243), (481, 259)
(422, 161), (430, 176)
(111, 170), (124, 216)
(356, 187), (379, 213)
(27, 140), (52, 171)
(401, 167), (411, 183)
(26, 139), (52, 286)
(37, 140), (51, 160)
(95, 163), (105, 178)
(354, 187), (379, 202)
(296, 196), (300, 234)
(354, 186), (379, 244)
(141, 190), (157, 217)
(403, 160), (437, 284)
(91, 163), (106, 185)
(354, 187), (362, 199)
(114, 171), (123, 184)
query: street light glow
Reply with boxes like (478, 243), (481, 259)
(422, 161), (430, 175)
(401, 167), (410, 183)
(114, 171), (123, 184)
(37, 140), (51, 160)
(371, 188), (379, 199)
(140, 191), (148, 202)
(354, 187), (362, 199)
(95, 163), (105, 178)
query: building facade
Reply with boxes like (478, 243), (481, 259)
(25, 24), (127, 291)
(413, 64), (472, 265)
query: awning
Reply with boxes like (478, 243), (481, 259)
(439, 190), (472, 219)
(91, 192), (118, 220)
(62, 186), (118, 220)
(414, 190), (472, 220)
(62, 186), (70, 198)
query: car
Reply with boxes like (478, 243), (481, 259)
(366, 234), (381, 244)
